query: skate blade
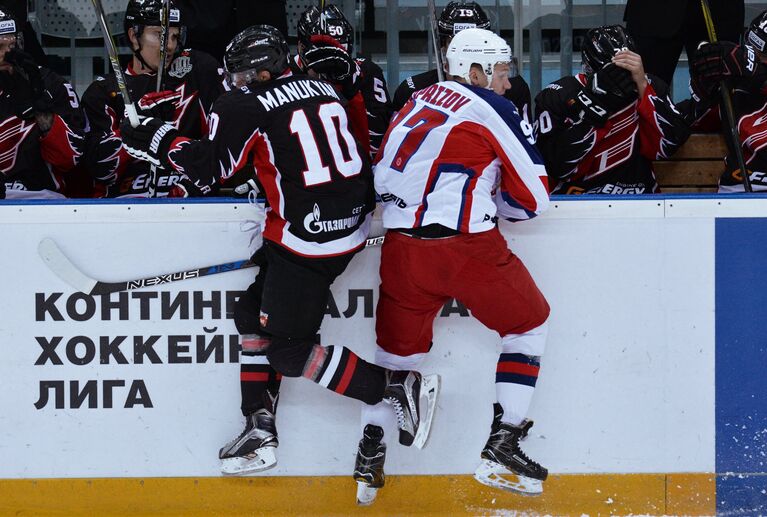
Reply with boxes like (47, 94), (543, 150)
(356, 480), (379, 506)
(413, 374), (440, 450)
(220, 447), (277, 476)
(473, 459), (543, 495)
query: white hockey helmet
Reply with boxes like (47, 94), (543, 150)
(446, 28), (511, 88)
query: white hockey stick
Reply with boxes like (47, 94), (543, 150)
(38, 235), (385, 295)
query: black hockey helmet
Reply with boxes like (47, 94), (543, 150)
(746, 10), (767, 56)
(582, 25), (636, 75)
(124, 0), (185, 40)
(0, 5), (22, 49)
(437, 2), (491, 46)
(224, 25), (290, 85)
(297, 4), (353, 52)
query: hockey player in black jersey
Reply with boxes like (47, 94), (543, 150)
(534, 25), (690, 195)
(0, 6), (86, 199)
(685, 10), (767, 192)
(391, 1), (532, 123)
(120, 25), (439, 476)
(81, 0), (225, 198)
(294, 3), (393, 160)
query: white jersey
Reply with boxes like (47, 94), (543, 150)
(374, 80), (549, 232)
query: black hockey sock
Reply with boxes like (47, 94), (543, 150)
(240, 334), (281, 416)
(302, 345), (387, 405)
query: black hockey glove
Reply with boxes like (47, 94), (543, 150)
(2, 50), (55, 120)
(303, 37), (361, 99)
(569, 87), (610, 127)
(692, 42), (767, 93)
(120, 116), (178, 169)
(137, 90), (181, 123)
(169, 176), (212, 197)
(592, 63), (638, 103)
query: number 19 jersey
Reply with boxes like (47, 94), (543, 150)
(374, 81), (550, 233)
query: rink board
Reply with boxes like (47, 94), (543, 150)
(0, 196), (765, 515)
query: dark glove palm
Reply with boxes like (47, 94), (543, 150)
(138, 90), (181, 122)
(592, 63), (638, 104)
(692, 42), (767, 96)
(303, 37), (361, 99)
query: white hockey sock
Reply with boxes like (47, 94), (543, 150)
(360, 347), (426, 440)
(496, 322), (548, 426)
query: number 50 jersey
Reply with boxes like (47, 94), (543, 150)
(168, 73), (375, 257)
(374, 81), (549, 233)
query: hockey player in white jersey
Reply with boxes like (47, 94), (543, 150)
(353, 28), (552, 505)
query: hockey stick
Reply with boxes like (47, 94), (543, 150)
(91, 0), (139, 127)
(700, 0), (753, 192)
(38, 235), (386, 296)
(156, 0), (170, 92)
(427, 0), (445, 82)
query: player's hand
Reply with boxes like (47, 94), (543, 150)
(303, 36), (362, 99)
(3, 50), (55, 119)
(569, 87), (610, 127)
(592, 63), (638, 103)
(234, 178), (262, 198)
(611, 49), (648, 97)
(120, 116), (178, 168)
(303, 35), (355, 79)
(692, 41), (767, 93)
(169, 176), (211, 197)
(138, 90), (181, 122)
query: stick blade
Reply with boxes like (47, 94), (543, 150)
(38, 238), (98, 295)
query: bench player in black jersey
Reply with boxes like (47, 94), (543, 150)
(391, 1), (532, 125)
(120, 25), (439, 476)
(685, 10), (767, 192)
(0, 6), (86, 199)
(81, 0), (225, 198)
(534, 25), (690, 195)
(294, 3), (393, 160)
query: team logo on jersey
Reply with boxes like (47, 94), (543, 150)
(259, 311), (269, 328)
(169, 55), (193, 78)
(303, 203), (362, 234)
(0, 117), (35, 172)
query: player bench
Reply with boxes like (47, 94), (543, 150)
(654, 133), (726, 193)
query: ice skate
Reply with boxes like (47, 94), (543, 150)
(219, 405), (278, 475)
(382, 370), (440, 449)
(474, 403), (547, 495)
(353, 424), (386, 506)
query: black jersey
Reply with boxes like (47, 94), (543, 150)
(355, 57), (393, 158)
(392, 68), (532, 124)
(165, 72), (375, 257)
(682, 82), (767, 193)
(81, 49), (225, 198)
(534, 74), (690, 194)
(1, 68), (85, 197)
(291, 54), (393, 160)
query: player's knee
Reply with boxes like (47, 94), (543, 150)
(266, 336), (314, 377)
(234, 287), (261, 335)
(501, 319), (549, 357)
